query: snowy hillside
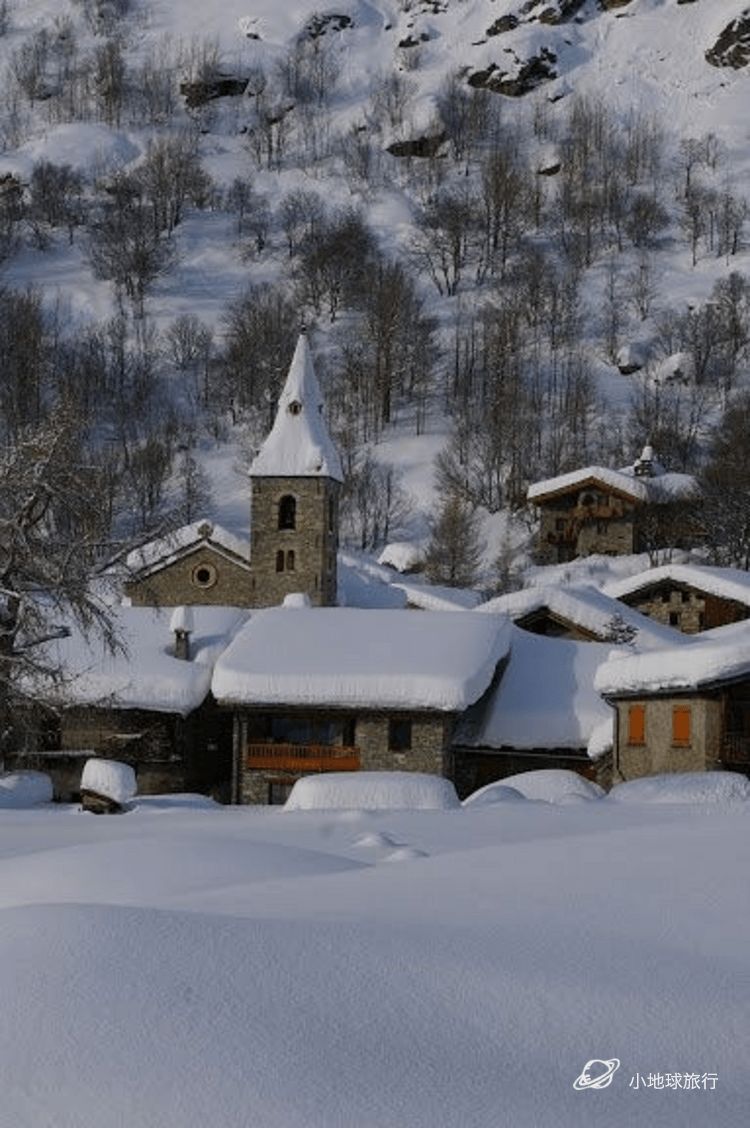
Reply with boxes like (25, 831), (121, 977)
(2, 0), (750, 581)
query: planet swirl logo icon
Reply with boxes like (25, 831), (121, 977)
(573, 1059), (621, 1091)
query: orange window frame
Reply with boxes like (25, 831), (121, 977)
(627, 704), (645, 746)
(672, 706), (691, 747)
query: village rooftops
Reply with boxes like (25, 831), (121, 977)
(527, 461), (698, 506)
(249, 332), (344, 482)
(477, 583), (681, 649)
(605, 563), (750, 608)
(29, 605), (249, 716)
(212, 606), (511, 711)
(594, 628), (750, 699)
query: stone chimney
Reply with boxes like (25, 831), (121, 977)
(170, 605), (195, 661)
(634, 443), (655, 478)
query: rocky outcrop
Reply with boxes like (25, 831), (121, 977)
(599, 0), (634, 12)
(387, 132), (447, 158)
(180, 77), (249, 109)
(305, 13), (353, 39)
(705, 11), (750, 69)
(469, 49), (557, 97)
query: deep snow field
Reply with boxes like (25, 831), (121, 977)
(0, 792), (747, 1127)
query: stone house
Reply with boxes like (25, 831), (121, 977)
(605, 563), (750, 634)
(6, 606), (246, 800)
(527, 446), (699, 565)
(211, 602), (511, 804)
(125, 330), (343, 610)
(595, 633), (750, 781)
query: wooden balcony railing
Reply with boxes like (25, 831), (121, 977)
(245, 743), (361, 773)
(721, 734), (750, 763)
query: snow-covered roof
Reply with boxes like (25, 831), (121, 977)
(125, 521), (250, 576)
(249, 333), (344, 482)
(477, 584), (680, 649)
(392, 579), (483, 612)
(595, 627), (750, 698)
(212, 607), (511, 711)
(456, 628), (614, 752)
(605, 563), (750, 609)
(30, 606), (249, 716)
(527, 461), (698, 505)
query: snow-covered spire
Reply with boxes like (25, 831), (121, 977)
(634, 442), (655, 478)
(249, 331), (344, 482)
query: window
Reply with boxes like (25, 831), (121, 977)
(681, 590), (690, 603)
(288, 400), (302, 416)
(191, 562), (217, 589)
(329, 497), (335, 533)
(278, 495), (296, 530)
(627, 704), (645, 746)
(388, 718), (412, 752)
(669, 611), (680, 627)
(672, 707), (691, 746)
(268, 780), (295, 805)
(286, 549), (295, 571)
(275, 550), (285, 573)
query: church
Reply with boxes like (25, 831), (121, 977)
(125, 330), (343, 610)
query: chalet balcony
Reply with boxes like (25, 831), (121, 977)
(720, 734), (750, 764)
(245, 742), (361, 773)
(572, 504), (624, 521)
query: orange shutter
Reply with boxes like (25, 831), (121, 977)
(628, 704), (645, 745)
(672, 707), (691, 746)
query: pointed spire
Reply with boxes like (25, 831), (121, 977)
(249, 331), (344, 482)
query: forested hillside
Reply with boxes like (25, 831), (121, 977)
(2, 0), (750, 586)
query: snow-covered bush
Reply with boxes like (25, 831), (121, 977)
(462, 783), (526, 808)
(497, 769), (605, 804)
(284, 771), (460, 811)
(81, 759), (137, 804)
(0, 771), (54, 808)
(609, 772), (750, 805)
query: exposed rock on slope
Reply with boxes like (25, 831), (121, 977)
(706, 10), (750, 69)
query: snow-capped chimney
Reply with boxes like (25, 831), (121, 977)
(170, 605), (195, 661)
(634, 443), (655, 478)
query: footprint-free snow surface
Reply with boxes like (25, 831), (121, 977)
(0, 796), (747, 1127)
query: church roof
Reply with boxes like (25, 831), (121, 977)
(249, 333), (344, 482)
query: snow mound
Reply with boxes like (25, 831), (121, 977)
(380, 846), (429, 863)
(81, 759), (137, 805)
(462, 783), (526, 808)
(0, 771), (53, 808)
(609, 772), (750, 806)
(352, 831), (401, 848)
(284, 772), (460, 811)
(498, 769), (605, 804)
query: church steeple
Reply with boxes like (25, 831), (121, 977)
(249, 331), (343, 483)
(249, 331), (342, 607)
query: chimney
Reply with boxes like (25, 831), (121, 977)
(634, 443), (655, 478)
(169, 605), (195, 661)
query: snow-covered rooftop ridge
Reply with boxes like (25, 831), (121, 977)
(28, 606), (249, 716)
(605, 563), (750, 608)
(125, 521), (250, 574)
(595, 628), (750, 698)
(212, 607), (511, 711)
(456, 628), (613, 752)
(527, 462), (698, 504)
(477, 584), (681, 650)
(392, 579), (483, 612)
(249, 333), (343, 482)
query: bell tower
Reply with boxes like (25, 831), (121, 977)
(249, 330), (343, 607)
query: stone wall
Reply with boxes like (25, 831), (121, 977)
(536, 489), (637, 564)
(614, 695), (722, 780)
(621, 586), (749, 634)
(238, 709), (455, 805)
(451, 747), (608, 798)
(126, 545), (255, 608)
(250, 477), (339, 607)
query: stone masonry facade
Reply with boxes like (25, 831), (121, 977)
(238, 710), (455, 805)
(126, 545), (256, 607)
(619, 585), (750, 635)
(250, 476), (339, 608)
(536, 486), (638, 564)
(613, 695), (723, 780)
